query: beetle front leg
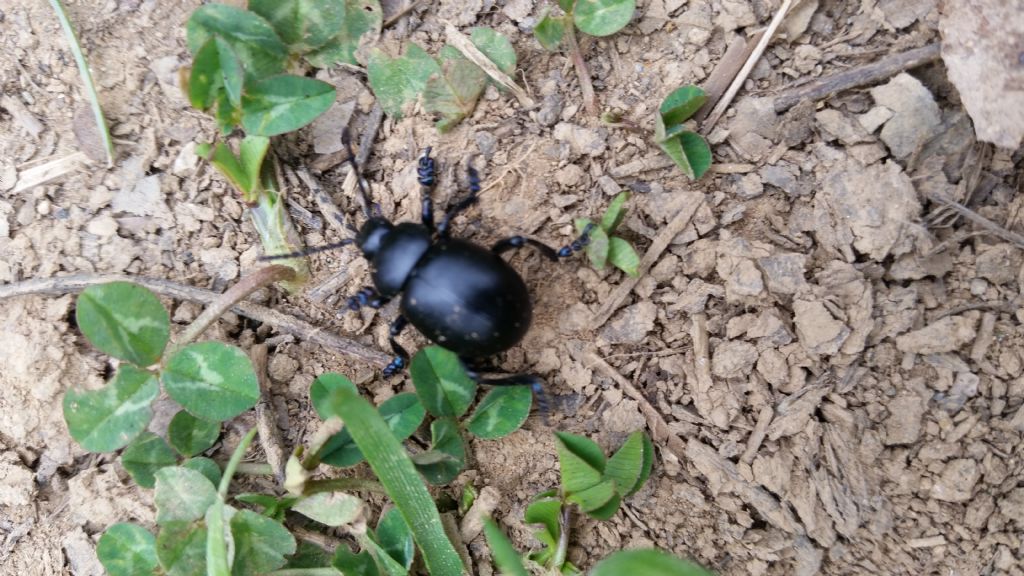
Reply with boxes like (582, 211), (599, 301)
(346, 286), (389, 312)
(418, 147), (437, 231)
(383, 316), (410, 376)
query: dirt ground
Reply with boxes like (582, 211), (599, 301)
(2, 0), (1023, 574)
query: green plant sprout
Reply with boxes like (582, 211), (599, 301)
(534, 0), (637, 116)
(575, 191), (640, 277)
(367, 28), (517, 132)
(183, 1), (382, 289)
(655, 86), (712, 179)
(481, 430), (715, 576)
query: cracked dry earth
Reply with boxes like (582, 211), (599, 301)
(2, 0), (1024, 575)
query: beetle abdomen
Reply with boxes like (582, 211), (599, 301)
(401, 239), (532, 357)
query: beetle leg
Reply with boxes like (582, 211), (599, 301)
(418, 147), (437, 231)
(346, 286), (389, 312)
(259, 238), (356, 261)
(555, 222), (596, 258)
(437, 165), (482, 237)
(491, 236), (559, 261)
(383, 316), (410, 376)
(459, 357), (551, 421)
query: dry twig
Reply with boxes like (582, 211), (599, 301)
(250, 344), (287, 485)
(0, 273), (391, 367)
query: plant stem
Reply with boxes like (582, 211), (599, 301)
(304, 477), (386, 496)
(555, 504), (571, 569)
(267, 570), (341, 576)
(564, 23), (598, 117)
(48, 0), (116, 167)
(220, 428), (259, 498)
(234, 462), (275, 476)
(171, 265), (295, 354)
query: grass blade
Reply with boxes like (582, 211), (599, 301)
(48, 0), (116, 167)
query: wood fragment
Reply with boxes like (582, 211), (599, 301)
(0, 273), (391, 367)
(12, 152), (92, 194)
(250, 344), (287, 485)
(610, 155), (675, 178)
(702, 0), (796, 132)
(695, 31), (765, 123)
(970, 312), (997, 364)
(773, 44), (941, 113)
(741, 406), (775, 464)
(906, 535), (947, 549)
(927, 192), (1024, 248)
(590, 193), (705, 328)
(445, 24), (535, 109)
(296, 167), (352, 235)
(690, 313), (737, 429)
(459, 486), (501, 543)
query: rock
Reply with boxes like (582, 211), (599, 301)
(895, 315), (977, 355)
(601, 399), (646, 434)
(312, 100), (356, 154)
(599, 301), (657, 344)
(878, 0), (936, 29)
(975, 243), (1023, 285)
(757, 252), (807, 295)
(268, 354), (298, 383)
(717, 255), (764, 300)
(555, 164), (585, 188)
(537, 93), (563, 127)
(815, 109), (870, 145)
(711, 340), (759, 378)
(171, 141), (199, 176)
(728, 97), (778, 161)
(936, 371), (979, 413)
(747, 310), (792, 345)
(939, 0), (1024, 149)
(113, 171), (171, 220)
(869, 73), (942, 159)
(199, 247), (240, 283)
(734, 173), (764, 199)
(858, 106), (894, 133)
(793, 299), (849, 356)
(553, 123), (606, 157)
(781, 0), (818, 40)
(501, 0), (533, 22)
(884, 396), (926, 445)
(756, 348), (789, 387)
(63, 527), (105, 576)
(760, 163), (801, 195)
(85, 215), (118, 237)
(0, 452), (35, 507)
(930, 459), (980, 503)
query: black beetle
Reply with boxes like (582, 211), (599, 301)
(268, 131), (593, 400)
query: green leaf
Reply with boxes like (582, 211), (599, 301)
(413, 418), (466, 485)
(76, 282), (170, 366)
(576, 218), (609, 269)
(182, 457), (222, 487)
(591, 549), (716, 576)
(239, 135), (271, 195)
(235, 493), (300, 522)
(162, 342), (260, 422)
(168, 410), (221, 457)
(466, 386), (532, 439)
(599, 191), (630, 233)
(305, 0), (384, 67)
(214, 89), (241, 135)
(470, 27), (517, 75)
(361, 533), (409, 576)
(583, 491), (621, 520)
(524, 495), (563, 568)
(325, 387), (466, 576)
(554, 432), (605, 493)
(63, 364), (159, 452)
(186, 4), (287, 79)
(423, 46), (488, 133)
(248, 0), (344, 53)
(97, 523), (159, 576)
(410, 346), (477, 418)
(603, 430), (646, 495)
(376, 508), (414, 570)
(367, 44), (439, 118)
(292, 492), (364, 527)
(156, 521), (207, 576)
(283, 540), (334, 569)
(241, 75), (336, 137)
(154, 466), (218, 524)
(558, 0), (577, 11)
(205, 499), (230, 576)
(310, 372), (358, 419)
(214, 37), (244, 108)
(230, 508), (297, 575)
(566, 479), (615, 513)
(607, 237), (640, 277)
(188, 39), (223, 111)
(534, 11), (566, 51)
(573, 0), (635, 37)
(120, 432), (178, 488)
(631, 432), (655, 497)
(333, 547), (380, 576)
(659, 85), (707, 128)
(659, 131), (712, 180)
(484, 518), (529, 576)
(204, 142), (252, 194)
(321, 392), (425, 468)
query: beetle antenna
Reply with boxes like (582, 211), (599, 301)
(341, 128), (376, 219)
(258, 238), (356, 261)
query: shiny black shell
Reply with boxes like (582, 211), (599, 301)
(400, 238), (532, 358)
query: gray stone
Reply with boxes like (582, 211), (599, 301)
(870, 73), (942, 159)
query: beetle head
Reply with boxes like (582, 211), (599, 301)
(356, 217), (393, 259)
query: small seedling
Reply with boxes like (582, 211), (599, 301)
(306, 346), (533, 485)
(655, 86), (712, 179)
(183, 1), (382, 287)
(534, 0), (637, 116)
(368, 28), (517, 132)
(575, 191), (640, 277)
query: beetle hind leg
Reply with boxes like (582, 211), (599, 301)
(459, 358), (551, 421)
(383, 315), (410, 376)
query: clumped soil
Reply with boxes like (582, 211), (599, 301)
(2, 1), (1023, 575)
